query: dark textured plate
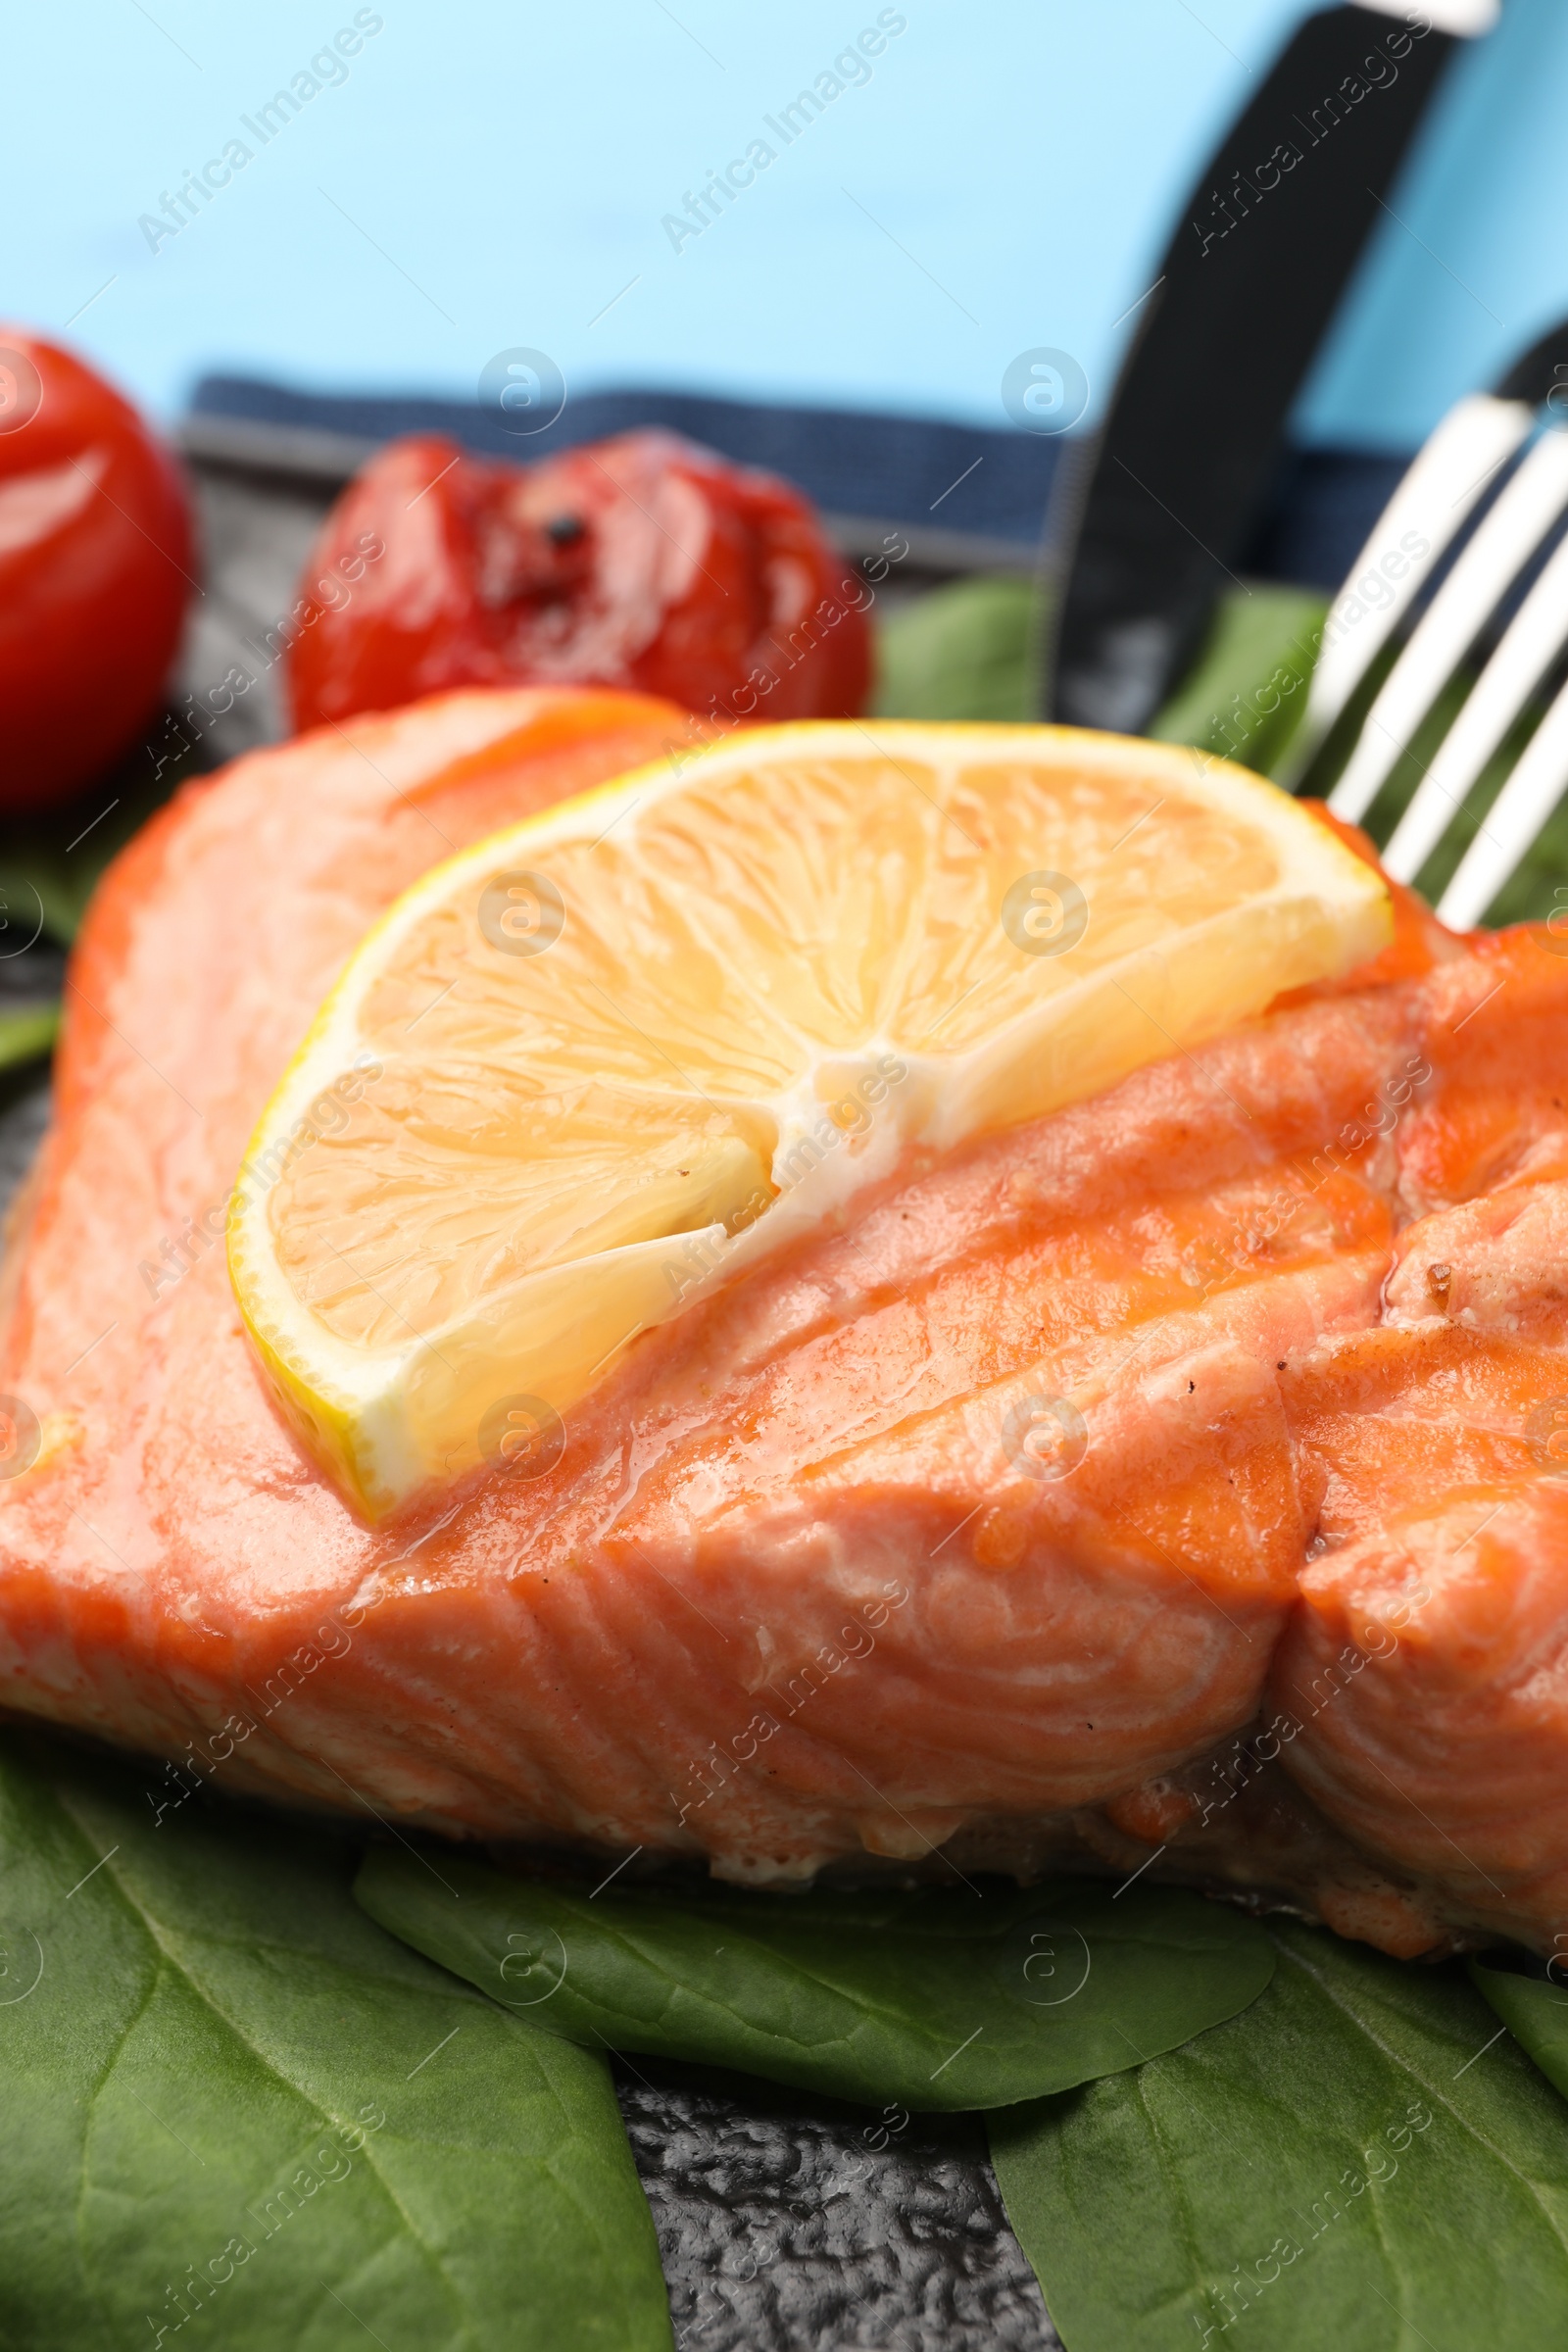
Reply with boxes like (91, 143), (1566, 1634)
(616, 2058), (1057, 2351)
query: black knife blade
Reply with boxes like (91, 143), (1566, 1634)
(1043, 3), (1469, 734)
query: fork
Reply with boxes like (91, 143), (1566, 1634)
(1279, 318), (1568, 928)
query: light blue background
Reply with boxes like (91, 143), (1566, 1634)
(10, 0), (1568, 449)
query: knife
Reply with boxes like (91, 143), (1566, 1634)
(1042, 0), (1500, 735)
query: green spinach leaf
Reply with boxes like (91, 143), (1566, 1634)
(0, 1003), (58, 1069)
(1469, 1958), (1568, 2103)
(356, 1856), (1272, 2112)
(0, 1730), (670, 2352)
(872, 575), (1039, 720)
(869, 574), (1327, 776)
(1147, 587), (1326, 777)
(990, 1918), (1568, 2352)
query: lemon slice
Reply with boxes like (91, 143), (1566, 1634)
(229, 722), (1390, 1518)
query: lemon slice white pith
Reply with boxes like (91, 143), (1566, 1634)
(227, 721), (1391, 1519)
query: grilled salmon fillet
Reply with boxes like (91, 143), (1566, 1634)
(4, 685), (1568, 1960)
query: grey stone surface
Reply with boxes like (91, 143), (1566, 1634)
(615, 2059), (1061, 2352)
(179, 461), (334, 763)
(0, 1074), (51, 1222)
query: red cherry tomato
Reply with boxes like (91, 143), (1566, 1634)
(0, 332), (194, 809)
(286, 428), (871, 734)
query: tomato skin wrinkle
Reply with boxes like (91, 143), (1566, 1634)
(0, 328), (194, 809)
(285, 427), (873, 735)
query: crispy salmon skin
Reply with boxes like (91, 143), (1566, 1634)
(4, 688), (1568, 1960)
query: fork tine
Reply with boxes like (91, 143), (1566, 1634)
(1326, 431), (1568, 825)
(1381, 526), (1568, 882)
(1436, 674), (1568, 930)
(1277, 394), (1533, 789)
